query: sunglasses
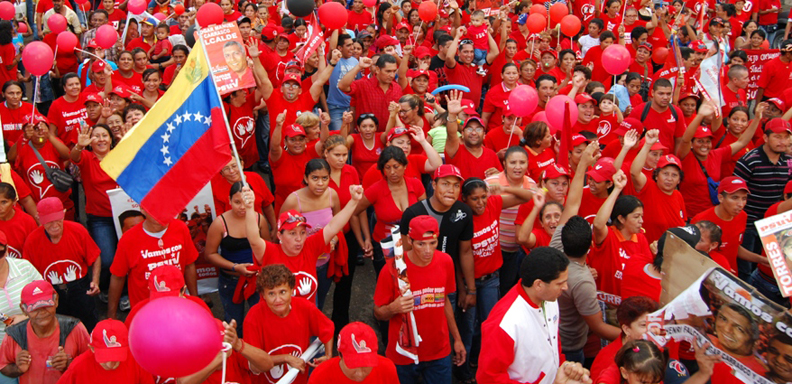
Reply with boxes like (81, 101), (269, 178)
(280, 215), (307, 226)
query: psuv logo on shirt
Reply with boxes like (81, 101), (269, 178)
(597, 120), (612, 138)
(451, 209), (467, 223)
(293, 271), (318, 301)
(232, 116), (255, 148)
(266, 344), (303, 383)
(7, 245), (20, 259)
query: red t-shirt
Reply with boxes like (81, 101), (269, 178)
(266, 88), (317, 143)
(638, 178), (688, 244)
(472, 195), (504, 278)
(14, 141), (73, 209)
(43, 33), (78, 75)
(0, 321), (90, 384)
(628, 103), (687, 151)
(56, 349), (155, 384)
(373, 250), (456, 365)
(758, 0), (781, 25)
(445, 145), (503, 180)
(0, 102), (35, 146)
(596, 113), (620, 145)
(482, 82), (514, 131)
(223, 10), (242, 22)
(106, 9), (126, 29)
(270, 150), (317, 214)
(125, 37), (153, 53)
(628, 60), (654, 82)
(350, 134), (383, 178)
(0, 44), (15, 88)
(47, 95), (87, 146)
(591, 337), (622, 383)
(680, 146), (731, 218)
(23, 221), (100, 284)
(600, 13), (621, 34)
(347, 10), (373, 30)
(621, 259), (661, 301)
(75, 150), (118, 217)
(757, 57), (792, 99)
(111, 219), (199, 308)
(224, 93), (259, 168)
(721, 85), (747, 118)
(361, 154), (427, 189)
(0, 210), (36, 259)
(308, 355), (398, 383)
(111, 72), (144, 96)
(445, 63), (484, 109)
(259, 230), (330, 302)
(244, 297), (334, 384)
(483, 125), (522, 153)
(579, 188), (607, 224)
(527, 147), (556, 181)
(365, 178), (424, 242)
(211, 171), (274, 215)
(692, 207), (746, 273)
(589, 227), (652, 298)
(572, 0), (597, 25)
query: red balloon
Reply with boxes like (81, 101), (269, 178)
(545, 95), (578, 130)
(74, 0), (88, 4)
(530, 4), (547, 16)
(174, 3), (185, 15)
(318, 2), (348, 30)
(526, 13), (546, 34)
(761, 40), (770, 49)
(95, 24), (118, 49)
(16, 22), (26, 33)
(196, 2), (224, 27)
(78, 1), (90, 11)
(652, 47), (669, 64)
(47, 14), (67, 34)
(362, 0), (377, 7)
(153, 12), (166, 21)
(127, 0), (146, 15)
(56, 32), (78, 54)
(22, 41), (54, 76)
(560, 14), (581, 36)
(549, 3), (568, 23)
(602, 44), (631, 75)
(418, 1), (437, 22)
(0, 2), (13, 20)
(508, 85), (538, 117)
(129, 297), (221, 378)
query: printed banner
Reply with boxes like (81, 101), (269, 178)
(199, 22), (256, 95)
(294, 17), (323, 65)
(650, 266), (792, 384)
(107, 183), (219, 295)
(755, 211), (792, 297)
(744, 49), (780, 100)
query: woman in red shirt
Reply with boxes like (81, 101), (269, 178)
(220, 0), (242, 22)
(270, 111), (320, 214)
(523, 121), (556, 181)
(211, 158), (276, 237)
(716, 106), (756, 178)
(0, 183), (37, 259)
(111, 51), (144, 96)
(518, 59), (538, 87)
(342, 112), (384, 178)
(0, 81), (35, 146)
(482, 63), (519, 131)
(136, 69), (164, 110)
(47, 73), (87, 147)
(517, 192), (563, 252)
(383, 95), (431, 155)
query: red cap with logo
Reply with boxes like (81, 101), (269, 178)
(282, 72), (301, 85)
(461, 99), (477, 116)
(784, 180), (792, 195)
(285, 61), (302, 72)
(21, 280), (56, 311)
(415, 46), (432, 58)
(25, 112), (48, 126)
(571, 134), (589, 147)
(574, 93), (596, 105)
(395, 21), (410, 30)
(278, 210), (312, 231)
(90, 319), (129, 363)
(433, 164), (463, 181)
(407, 69), (431, 79)
(693, 125), (714, 138)
(376, 35), (399, 49)
(84, 93), (104, 105)
(765, 118), (792, 134)
(37, 197), (65, 225)
(614, 117), (644, 136)
(586, 157), (617, 183)
(768, 98), (786, 112)
(408, 215), (439, 240)
(337, 322), (379, 368)
(718, 176), (750, 194)
(540, 50), (557, 59)
(690, 40), (708, 52)
(283, 124), (307, 138)
(87, 39), (101, 49)
(148, 265), (185, 300)
(110, 84), (132, 99)
(91, 60), (107, 73)
(387, 127), (410, 142)
(657, 154), (682, 169)
(542, 163), (569, 180)
(261, 24), (280, 41)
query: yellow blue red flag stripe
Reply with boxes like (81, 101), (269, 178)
(100, 41), (231, 223)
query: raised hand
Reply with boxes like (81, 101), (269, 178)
(644, 129), (659, 146)
(388, 101), (400, 116)
(241, 186), (255, 210)
(623, 129), (639, 149)
(76, 124), (94, 148)
(342, 110), (353, 126)
(276, 109), (287, 126)
(246, 39), (261, 58)
(359, 57), (373, 69)
(349, 185), (364, 201)
(408, 125), (426, 143)
(612, 170), (627, 190)
(447, 90), (463, 115)
(533, 188), (546, 208)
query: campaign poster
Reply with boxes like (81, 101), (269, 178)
(650, 266), (792, 384)
(107, 183), (219, 295)
(744, 49), (780, 100)
(199, 22), (256, 95)
(755, 211), (792, 297)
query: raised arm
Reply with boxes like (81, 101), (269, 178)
(69, 124), (94, 163)
(560, 142), (600, 225)
(338, 57), (371, 93)
(631, 129), (659, 193)
(269, 110), (287, 162)
(243, 186), (267, 262)
(445, 26), (467, 68)
(445, 90), (464, 159)
(246, 40), (273, 100)
(311, 49), (341, 101)
(593, 170), (627, 245)
(517, 192), (546, 249)
(612, 129), (639, 172)
(677, 102), (715, 160)
(322, 185), (364, 244)
(398, 45), (412, 90)
(485, 29), (500, 64)
(408, 125), (443, 172)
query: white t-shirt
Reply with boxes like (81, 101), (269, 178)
(579, 35), (600, 56)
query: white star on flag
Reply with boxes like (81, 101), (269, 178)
(203, 115), (212, 125)
(161, 132), (170, 143)
(166, 123), (176, 133)
(160, 146), (169, 156)
(183, 112), (192, 122)
(164, 157), (172, 166)
(174, 115), (183, 124)
(194, 111), (204, 122)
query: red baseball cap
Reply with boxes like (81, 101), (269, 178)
(21, 281), (56, 311)
(503, 104), (516, 117)
(586, 157), (617, 183)
(461, 99), (477, 116)
(433, 164), (464, 181)
(679, 92), (700, 101)
(87, 39), (101, 49)
(25, 113), (48, 126)
(463, 116), (484, 129)
(148, 265), (185, 300)
(768, 98), (786, 112)
(574, 93), (596, 106)
(261, 24), (280, 41)
(90, 319), (129, 363)
(84, 93), (104, 105)
(284, 61), (303, 73)
(376, 35), (399, 49)
(407, 69), (430, 79)
(282, 72), (301, 85)
(414, 46), (432, 58)
(784, 180), (792, 195)
(766, 118), (792, 134)
(614, 117), (643, 136)
(656, 154), (682, 170)
(571, 133), (589, 147)
(278, 210), (312, 231)
(277, 32), (291, 41)
(693, 125), (714, 138)
(540, 50), (557, 59)
(718, 176), (750, 194)
(542, 163), (569, 180)
(408, 215), (439, 240)
(637, 42), (653, 52)
(690, 40), (708, 52)
(110, 84), (131, 99)
(337, 322), (379, 369)
(91, 60), (107, 73)
(387, 126), (410, 142)
(37, 197), (64, 225)
(638, 137), (668, 152)
(283, 124), (307, 138)
(395, 21), (410, 30)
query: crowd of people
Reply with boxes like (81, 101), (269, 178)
(0, 0), (788, 382)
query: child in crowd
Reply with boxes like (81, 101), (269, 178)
(149, 23), (172, 64)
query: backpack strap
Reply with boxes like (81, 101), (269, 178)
(5, 320), (29, 351)
(56, 315), (81, 348)
(640, 101), (653, 122)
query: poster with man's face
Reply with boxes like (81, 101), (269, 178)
(199, 22), (256, 95)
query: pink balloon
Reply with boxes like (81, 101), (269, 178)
(47, 14), (67, 34)
(508, 85), (538, 117)
(95, 25), (118, 49)
(545, 95), (578, 130)
(362, 0), (377, 7)
(196, 2), (224, 28)
(0, 2), (13, 21)
(129, 297), (221, 378)
(532, 111), (555, 133)
(22, 41), (54, 76)
(16, 23), (27, 33)
(602, 44), (631, 76)
(127, 0), (146, 15)
(153, 12), (166, 21)
(56, 32), (78, 54)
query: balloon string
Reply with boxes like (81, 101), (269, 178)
(221, 342), (232, 384)
(506, 117), (517, 148)
(29, 76), (38, 124)
(74, 48), (112, 68)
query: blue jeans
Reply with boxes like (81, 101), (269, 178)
(316, 262), (333, 310)
(500, 248), (526, 297)
(25, 0), (37, 41)
(328, 105), (347, 132)
(474, 48), (487, 65)
(0, 373), (16, 384)
(563, 349), (585, 364)
(749, 269), (790, 308)
(218, 273), (260, 338)
(454, 273), (500, 380)
(396, 354), (453, 384)
(86, 215), (118, 269)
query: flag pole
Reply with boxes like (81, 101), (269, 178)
(195, 25), (247, 185)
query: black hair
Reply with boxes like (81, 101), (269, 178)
(156, 22), (170, 32)
(376, 54), (398, 68)
(118, 209), (145, 226)
(0, 21), (12, 45)
(520, 247), (569, 287)
(695, 220), (722, 249)
(653, 78), (673, 91)
(303, 158), (331, 180)
(729, 50), (748, 64)
(61, 73), (81, 90)
(0, 182), (16, 201)
(281, 15), (294, 29)
(338, 33), (353, 48)
(436, 33), (454, 48)
(294, 19), (307, 28)
(616, 340), (667, 384)
(717, 302), (760, 343)
(610, 195), (643, 229)
(229, 181), (246, 200)
(630, 26), (648, 42)
(461, 177), (488, 198)
(377, 146), (408, 175)
(720, 3), (737, 17)
(599, 30), (615, 42)
(357, 113), (379, 127)
(142, 68), (160, 81)
(573, 65), (592, 80)
(605, 0), (621, 9)
(626, 72), (642, 85)
(589, 18), (604, 31)
(91, 9), (109, 19)
(238, 17), (252, 26)
(751, 29), (766, 40)
(2, 81), (23, 94)
(579, 130), (598, 141)
(584, 81), (604, 94)
(123, 104), (147, 122)
(501, 62), (518, 74)
(502, 146), (528, 167)
(562, 216), (592, 258)
(172, 44), (189, 56)
(536, 74), (557, 88)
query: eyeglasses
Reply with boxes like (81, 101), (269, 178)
(221, 163), (239, 173)
(283, 82), (301, 89)
(398, 109), (412, 114)
(359, 113), (376, 119)
(460, 39), (473, 45)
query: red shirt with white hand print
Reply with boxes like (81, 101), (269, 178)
(258, 229), (330, 303)
(23, 221), (100, 285)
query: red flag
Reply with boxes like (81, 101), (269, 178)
(557, 101), (572, 172)
(294, 15), (324, 64)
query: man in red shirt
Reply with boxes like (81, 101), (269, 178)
(374, 215), (465, 382)
(756, 40), (792, 102)
(722, 64), (749, 117)
(445, 92), (503, 179)
(483, 106), (523, 154)
(308, 322), (399, 383)
(445, 25), (500, 109)
(629, 78), (687, 150)
(572, 93), (599, 135)
(123, 265), (211, 329)
(339, 55), (403, 132)
(22, 197), (100, 331)
(107, 211), (199, 319)
(347, 0), (373, 30)
(125, 17), (157, 52)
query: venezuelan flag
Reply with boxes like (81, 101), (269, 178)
(101, 41), (231, 223)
